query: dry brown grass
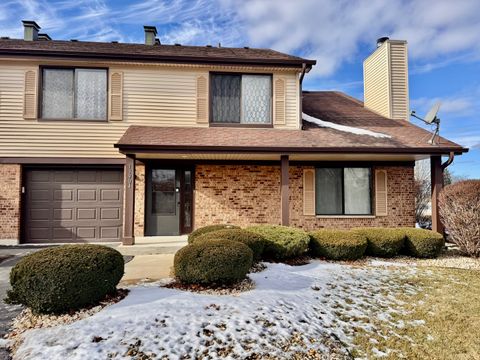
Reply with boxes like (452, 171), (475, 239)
(351, 267), (480, 359)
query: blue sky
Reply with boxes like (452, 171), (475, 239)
(1, 0), (479, 178)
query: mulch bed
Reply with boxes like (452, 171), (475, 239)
(164, 278), (255, 295)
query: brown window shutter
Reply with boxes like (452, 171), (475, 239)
(109, 71), (123, 121)
(23, 70), (38, 119)
(375, 170), (388, 216)
(196, 75), (208, 124)
(274, 77), (286, 125)
(303, 169), (316, 215)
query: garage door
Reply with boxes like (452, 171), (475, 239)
(24, 168), (124, 243)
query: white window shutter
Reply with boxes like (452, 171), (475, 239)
(303, 169), (315, 215)
(274, 77), (285, 125)
(196, 75), (208, 124)
(23, 69), (38, 119)
(375, 170), (388, 216)
(109, 71), (123, 121)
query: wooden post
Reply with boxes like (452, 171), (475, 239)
(123, 155), (136, 245)
(281, 155), (289, 226)
(430, 155), (443, 234)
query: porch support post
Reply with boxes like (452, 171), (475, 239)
(122, 155), (136, 245)
(430, 155), (443, 234)
(281, 155), (290, 226)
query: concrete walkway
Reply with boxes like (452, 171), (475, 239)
(120, 254), (174, 285)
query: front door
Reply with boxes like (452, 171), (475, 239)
(145, 167), (193, 236)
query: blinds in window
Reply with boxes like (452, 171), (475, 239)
(75, 69), (107, 120)
(211, 74), (241, 123)
(42, 69), (74, 119)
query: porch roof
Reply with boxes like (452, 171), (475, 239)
(115, 91), (467, 157)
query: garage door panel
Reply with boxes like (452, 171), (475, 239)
(25, 168), (123, 243)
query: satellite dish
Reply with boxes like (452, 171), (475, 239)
(410, 102), (442, 144)
(424, 102), (441, 124)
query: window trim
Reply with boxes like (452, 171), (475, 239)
(315, 166), (373, 216)
(208, 71), (273, 128)
(38, 65), (109, 122)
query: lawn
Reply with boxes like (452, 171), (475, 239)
(7, 260), (480, 360)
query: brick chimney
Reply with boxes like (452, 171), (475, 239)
(144, 25), (158, 46)
(363, 38), (409, 120)
(22, 20), (40, 41)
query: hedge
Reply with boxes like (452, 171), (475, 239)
(353, 228), (405, 258)
(193, 229), (266, 261)
(309, 229), (368, 260)
(6, 245), (124, 314)
(246, 225), (310, 259)
(188, 224), (240, 244)
(174, 240), (253, 284)
(401, 228), (444, 258)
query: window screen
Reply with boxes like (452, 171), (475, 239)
(42, 68), (107, 120)
(211, 74), (241, 123)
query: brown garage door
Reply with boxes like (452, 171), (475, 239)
(24, 168), (124, 243)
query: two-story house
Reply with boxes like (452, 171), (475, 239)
(0, 21), (467, 245)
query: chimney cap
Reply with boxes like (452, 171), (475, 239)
(22, 20), (41, 30)
(376, 37), (389, 47)
(38, 33), (51, 41)
(143, 25), (157, 36)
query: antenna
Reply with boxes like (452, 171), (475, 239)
(410, 102), (441, 144)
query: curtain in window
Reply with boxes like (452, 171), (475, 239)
(241, 75), (271, 124)
(75, 69), (107, 120)
(316, 168), (343, 214)
(42, 69), (74, 119)
(344, 168), (371, 214)
(211, 74), (241, 123)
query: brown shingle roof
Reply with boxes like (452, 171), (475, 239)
(115, 91), (467, 155)
(0, 39), (315, 67)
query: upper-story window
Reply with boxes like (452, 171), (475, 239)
(210, 73), (272, 126)
(41, 68), (107, 121)
(316, 167), (372, 215)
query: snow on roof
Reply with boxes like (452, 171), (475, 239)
(302, 112), (391, 139)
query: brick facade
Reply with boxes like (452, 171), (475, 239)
(0, 164), (21, 243)
(195, 165), (281, 227)
(193, 163), (415, 230)
(134, 163), (145, 237)
(289, 165), (415, 231)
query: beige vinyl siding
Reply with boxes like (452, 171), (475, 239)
(364, 40), (409, 121)
(389, 42), (409, 120)
(0, 60), (301, 158)
(363, 43), (390, 118)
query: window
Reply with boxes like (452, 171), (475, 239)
(41, 68), (107, 120)
(315, 167), (372, 215)
(211, 73), (272, 125)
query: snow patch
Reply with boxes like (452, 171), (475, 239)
(303, 112), (391, 138)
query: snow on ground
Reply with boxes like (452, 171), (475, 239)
(303, 112), (391, 138)
(13, 261), (420, 360)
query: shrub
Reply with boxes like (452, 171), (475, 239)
(246, 225), (310, 260)
(6, 245), (124, 314)
(309, 229), (368, 260)
(353, 228), (405, 258)
(193, 229), (266, 261)
(174, 240), (253, 285)
(401, 228), (445, 258)
(188, 224), (240, 244)
(439, 180), (480, 257)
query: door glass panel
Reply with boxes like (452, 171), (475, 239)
(151, 169), (176, 215)
(183, 170), (192, 229)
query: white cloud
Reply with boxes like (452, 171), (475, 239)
(411, 96), (474, 117)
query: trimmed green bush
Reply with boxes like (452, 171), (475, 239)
(246, 225), (310, 260)
(193, 229), (266, 261)
(309, 229), (368, 260)
(174, 240), (253, 285)
(188, 224), (240, 244)
(401, 228), (445, 258)
(353, 228), (405, 258)
(6, 245), (124, 314)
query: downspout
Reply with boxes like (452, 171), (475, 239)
(441, 151), (455, 171)
(299, 63), (307, 129)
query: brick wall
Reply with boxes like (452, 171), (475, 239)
(134, 163), (145, 237)
(193, 163), (415, 231)
(289, 165), (415, 230)
(0, 164), (21, 243)
(195, 164), (281, 228)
